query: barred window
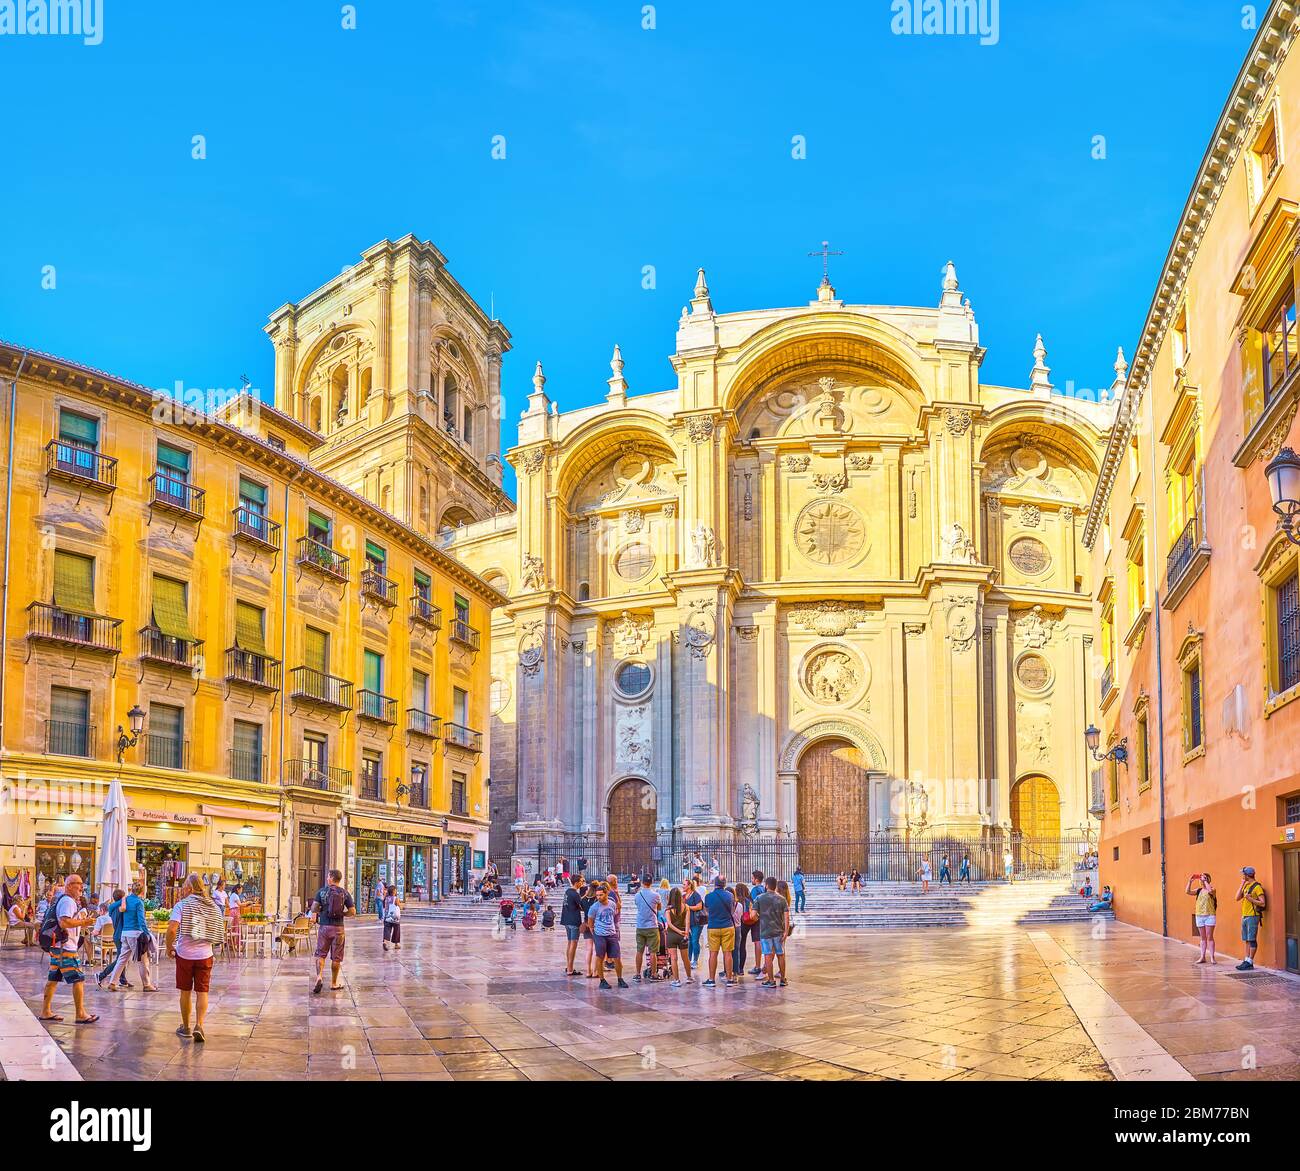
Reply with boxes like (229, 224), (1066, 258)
(1277, 569), (1300, 694)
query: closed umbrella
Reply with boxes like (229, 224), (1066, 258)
(96, 779), (131, 902)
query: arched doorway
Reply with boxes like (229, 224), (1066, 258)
(1010, 774), (1061, 870)
(797, 738), (870, 874)
(607, 779), (656, 877)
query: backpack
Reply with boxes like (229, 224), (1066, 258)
(38, 899), (66, 953)
(322, 885), (347, 920)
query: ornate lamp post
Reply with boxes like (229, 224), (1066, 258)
(1084, 723), (1128, 767)
(1265, 446), (1300, 545)
(115, 704), (146, 765)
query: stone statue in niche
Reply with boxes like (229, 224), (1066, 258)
(1016, 604), (1055, 649)
(615, 704), (652, 771)
(906, 780), (930, 830)
(803, 649), (859, 705)
(689, 522), (717, 568)
(739, 784), (760, 836)
(941, 523), (979, 564)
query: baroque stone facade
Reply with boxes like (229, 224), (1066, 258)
(448, 264), (1118, 857)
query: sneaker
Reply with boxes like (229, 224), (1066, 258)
(175, 1025), (192, 1038)
(617, 978), (629, 989)
(1236, 960), (1254, 971)
(702, 979), (716, 987)
(778, 978), (788, 987)
(670, 980), (682, 988)
(633, 974), (642, 982)
(192, 1027), (205, 1044)
(599, 979), (612, 990)
(761, 980), (778, 988)
(748, 967), (762, 976)
(725, 978), (739, 986)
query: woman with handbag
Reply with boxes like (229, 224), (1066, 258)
(382, 884), (402, 950)
(731, 884), (755, 979)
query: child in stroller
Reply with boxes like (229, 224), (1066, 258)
(499, 897), (516, 929)
(642, 923), (671, 981)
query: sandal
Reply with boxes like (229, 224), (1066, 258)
(74, 1015), (99, 1025)
(38, 1014), (63, 1022)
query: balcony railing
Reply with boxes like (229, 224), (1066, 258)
(150, 471), (205, 518)
(444, 723), (483, 753)
(1166, 514), (1200, 590)
(360, 568), (398, 607)
(283, 759), (351, 794)
(139, 626), (204, 671)
(45, 440), (117, 490)
(27, 602), (122, 654)
(228, 748), (266, 783)
(1089, 777), (1107, 817)
(358, 689), (397, 724)
(225, 647), (282, 691)
(45, 720), (95, 758)
(410, 594), (442, 630)
(296, 536), (349, 581)
(406, 709), (441, 738)
(289, 666), (353, 710)
(360, 770), (385, 801)
(232, 506), (281, 551)
(406, 785), (429, 810)
(449, 619), (480, 650)
(1100, 662), (1115, 704)
(144, 733), (189, 771)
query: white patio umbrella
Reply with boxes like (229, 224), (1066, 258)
(96, 778), (131, 903)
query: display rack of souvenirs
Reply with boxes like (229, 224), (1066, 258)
(157, 857), (188, 908)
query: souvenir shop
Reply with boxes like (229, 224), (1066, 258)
(33, 835), (96, 892)
(347, 824), (439, 913)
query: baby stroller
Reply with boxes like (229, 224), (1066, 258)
(643, 924), (671, 981)
(499, 898), (516, 930)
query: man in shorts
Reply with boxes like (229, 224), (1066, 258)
(1235, 866), (1267, 970)
(703, 876), (736, 987)
(755, 876), (790, 987)
(309, 868), (355, 994)
(165, 873), (219, 1042)
(586, 884), (627, 990)
(39, 872), (99, 1026)
(632, 873), (662, 982)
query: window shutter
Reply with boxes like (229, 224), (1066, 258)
(50, 687), (90, 725)
(151, 576), (194, 640)
(305, 628), (328, 674)
(239, 477), (267, 507)
(53, 551), (95, 614)
(150, 704), (183, 740)
(157, 443), (191, 476)
(365, 541), (385, 566)
(59, 411), (99, 447)
(235, 602), (267, 655)
(233, 720), (262, 755)
(364, 650), (382, 692)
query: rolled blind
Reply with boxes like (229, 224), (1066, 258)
(53, 551), (95, 614)
(239, 477), (267, 507)
(59, 411), (98, 446)
(365, 541), (385, 566)
(150, 704), (183, 740)
(157, 443), (190, 475)
(50, 686), (89, 725)
(235, 602), (266, 655)
(305, 628), (328, 674)
(233, 720), (261, 755)
(152, 576), (194, 640)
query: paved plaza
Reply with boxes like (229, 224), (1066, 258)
(2, 917), (1299, 1082)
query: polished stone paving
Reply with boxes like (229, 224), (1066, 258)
(0, 918), (1297, 1081)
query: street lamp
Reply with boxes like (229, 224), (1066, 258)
(1084, 723), (1128, 767)
(115, 704), (146, 765)
(1265, 446), (1300, 546)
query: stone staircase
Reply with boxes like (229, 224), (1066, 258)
(397, 876), (1112, 932)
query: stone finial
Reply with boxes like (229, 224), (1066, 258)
(943, 260), (958, 292)
(533, 360), (546, 395)
(690, 268), (714, 315)
(524, 359), (551, 416)
(1029, 333), (1053, 396)
(939, 259), (964, 310)
(1114, 345), (1129, 381)
(607, 343), (628, 403)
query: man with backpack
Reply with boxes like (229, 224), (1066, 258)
(309, 868), (355, 995)
(1235, 866), (1267, 971)
(38, 872), (99, 1025)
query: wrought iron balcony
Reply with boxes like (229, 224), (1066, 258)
(283, 759), (351, 794)
(296, 536), (349, 581)
(289, 666), (353, 711)
(1089, 777), (1107, 817)
(358, 689), (397, 724)
(228, 748), (266, 783)
(144, 733), (189, 771)
(406, 784), (429, 810)
(45, 440), (117, 491)
(444, 723), (483, 753)
(360, 770), (385, 801)
(27, 602), (122, 654)
(406, 709), (441, 738)
(232, 506), (281, 551)
(1163, 511), (1211, 611)
(225, 647), (282, 692)
(45, 719), (95, 758)
(139, 626), (204, 671)
(149, 470), (205, 518)
(1100, 662), (1115, 705)
(449, 619), (480, 650)
(410, 594), (442, 630)
(360, 568), (398, 607)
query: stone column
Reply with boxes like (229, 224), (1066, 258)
(374, 275), (392, 396)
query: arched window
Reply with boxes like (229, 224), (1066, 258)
(309, 396), (322, 433)
(577, 581), (590, 601)
(330, 365), (349, 425)
(444, 375), (459, 434)
(360, 366), (372, 400)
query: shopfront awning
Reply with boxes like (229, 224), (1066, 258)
(348, 813), (442, 840)
(200, 804), (278, 823)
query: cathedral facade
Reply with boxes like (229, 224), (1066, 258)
(450, 265), (1119, 864)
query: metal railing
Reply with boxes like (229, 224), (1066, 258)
(1166, 513), (1200, 591)
(45, 719), (94, 758)
(410, 594), (442, 629)
(444, 723), (482, 752)
(449, 619), (480, 650)
(283, 759), (351, 794)
(46, 440), (117, 489)
(406, 785), (429, 810)
(360, 568), (398, 606)
(406, 709), (441, 738)
(232, 506), (281, 550)
(139, 626), (203, 670)
(144, 733), (189, 771)
(150, 470), (205, 517)
(289, 666), (353, 710)
(358, 689), (397, 724)
(27, 602), (122, 653)
(225, 647), (282, 690)
(228, 748), (266, 783)
(1089, 775), (1107, 817)
(1100, 662), (1114, 703)
(360, 767), (385, 801)
(296, 536), (349, 580)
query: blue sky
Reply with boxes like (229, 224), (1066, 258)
(0, 0), (1254, 491)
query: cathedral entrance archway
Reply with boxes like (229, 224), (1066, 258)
(796, 737), (870, 874)
(607, 779), (656, 876)
(1010, 774), (1061, 869)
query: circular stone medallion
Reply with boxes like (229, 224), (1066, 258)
(1015, 653), (1051, 693)
(1008, 535), (1051, 575)
(794, 499), (867, 566)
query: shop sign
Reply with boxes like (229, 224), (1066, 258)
(1284, 827), (1296, 843)
(129, 808), (207, 827)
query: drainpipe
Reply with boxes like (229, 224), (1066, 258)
(275, 471), (295, 918)
(1152, 594), (1169, 938)
(0, 351), (29, 766)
